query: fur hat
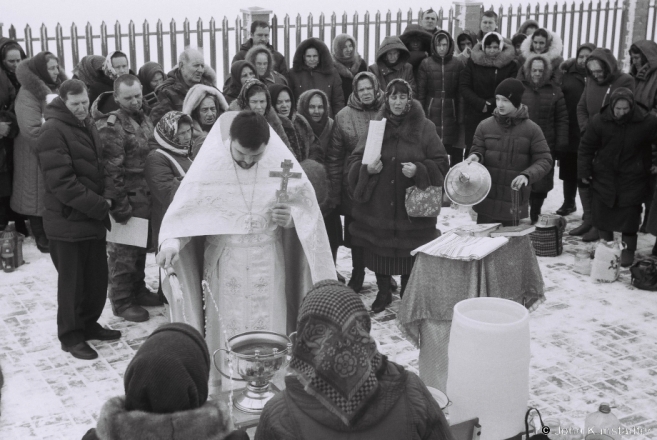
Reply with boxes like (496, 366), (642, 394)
(495, 78), (525, 108)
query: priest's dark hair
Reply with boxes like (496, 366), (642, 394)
(230, 110), (271, 150)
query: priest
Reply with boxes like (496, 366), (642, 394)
(157, 110), (336, 386)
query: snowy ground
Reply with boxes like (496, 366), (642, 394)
(1, 178), (656, 439)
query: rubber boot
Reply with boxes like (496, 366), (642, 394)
(347, 246), (366, 293)
(372, 273), (392, 313)
(621, 234), (637, 268)
(400, 274), (410, 299)
(556, 180), (577, 216)
(570, 185), (592, 236)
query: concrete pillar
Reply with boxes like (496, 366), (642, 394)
(240, 7), (273, 41)
(453, 0), (483, 39)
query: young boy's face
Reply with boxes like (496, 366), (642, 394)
(495, 95), (516, 115)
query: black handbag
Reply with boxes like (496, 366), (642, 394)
(525, 407), (550, 440)
(630, 259), (657, 291)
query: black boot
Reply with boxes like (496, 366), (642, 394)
(621, 234), (637, 268)
(556, 180), (577, 216)
(400, 274), (410, 299)
(348, 246), (365, 293)
(372, 274), (392, 313)
(570, 185), (593, 236)
(529, 195), (544, 225)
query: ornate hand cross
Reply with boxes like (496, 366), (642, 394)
(269, 159), (302, 203)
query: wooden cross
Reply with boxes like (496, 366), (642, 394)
(269, 159), (302, 203)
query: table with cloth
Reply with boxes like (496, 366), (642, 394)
(397, 235), (545, 392)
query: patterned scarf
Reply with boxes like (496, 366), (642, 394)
(236, 78), (271, 114)
(348, 71), (384, 111)
(103, 50), (128, 81)
(154, 111), (193, 155)
(384, 78), (413, 127)
(290, 280), (383, 426)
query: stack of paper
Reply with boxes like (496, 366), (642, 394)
(450, 223), (501, 237)
(411, 232), (509, 260)
(490, 225), (536, 237)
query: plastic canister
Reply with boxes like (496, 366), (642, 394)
(584, 403), (622, 440)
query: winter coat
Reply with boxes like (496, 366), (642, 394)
(517, 29), (564, 85)
(579, 93), (657, 209)
(244, 45), (289, 88)
(327, 72), (385, 213)
(460, 34), (518, 144)
(332, 56), (368, 105)
(347, 99), (449, 258)
(72, 55), (114, 106)
(255, 359), (454, 440)
(144, 142), (192, 246)
(470, 105), (553, 220)
(138, 61), (165, 97)
(11, 58), (67, 216)
(232, 39), (288, 75)
(400, 25), (433, 76)
(278, 114), (320, 162)
(288, 38), (345, 116)
(559, 43), (596, 154)
(150, 66), (217, 125)
(93, 103), (154, 223)
(36, 97), (109, 242)
(296, 89), (334, 163)
(0, 38), (24, 196)
(368, 36), (417, 95)
(417, 30), (465, 145)
(576, 48), (635, 133)
(0, 38), (25, 113)
(82, 396), (233, 440)
(630, 40), (657, 112)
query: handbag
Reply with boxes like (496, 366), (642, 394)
(630, 259), (657, 291)
(405, 186), (442, 217)
(525, 407), (550, 440)
(529, 216), (566, 257)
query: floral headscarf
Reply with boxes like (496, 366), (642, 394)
(348, 71), (384, 110)
(103, 50), (128, 81)
(384, 78), (413, 121)
(290, 280), (383, 426)
(154, 111), (194, 155)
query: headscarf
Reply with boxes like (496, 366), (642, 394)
(482, 32), (504, 52)
(103, 50), (128, 81)
(73, 55), (106, 84)
(269, 83), (296, 118)
(297, 89), (330, 137)
(290, 280), (383, 426)
(124, 323), (210, 413)
(0, 39), (27, 90)
(348, 71), (384, 110)
(27, 51), (61, 90)
(223, 60), (257, 100)
(138, 61), (165, 95)
(236, 78), (271, 114)
(332, 34), (362, 77)
(384, 78), (413, 126)
(609, 87), (635, 124)
(154, 111), (194, 155)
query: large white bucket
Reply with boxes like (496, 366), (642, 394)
(446, 297), (530, 440)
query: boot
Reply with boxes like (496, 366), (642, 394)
(400, 274), (410, 299)
(529, 195), (544, 225)
(134, 285), (163, 307)
(114, 303), (149, 322)
(390, 276), (398, 292)
(371, 274), (392, 313)
(621, 234), (637, 268)
(347, 246), (365, 293)
(556, 180), (577, 216)
(569, 223), (592, 236)
(582, 227), (600, 242)
(640, 202), (650, 233)
(571, 185), (593, 236)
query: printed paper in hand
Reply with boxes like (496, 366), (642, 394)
(106, 216), (149, 248)
(362, 118), (387, 165)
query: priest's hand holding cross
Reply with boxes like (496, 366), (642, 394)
(270, 159), (301, 228)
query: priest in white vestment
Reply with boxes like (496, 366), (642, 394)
(157, 111), (336, 385)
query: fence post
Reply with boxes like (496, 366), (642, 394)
(330, 12), (337, 42)
(55, 23), (65, 69)
(40, 24), (48, 53)
(197, 18), (204, 49)
(386, 10), (392, 37)
(143, 20), (151, 62)
(209, 17), (217, 72)
(342, 12), (348, 34)
(235, 16), (242, 53)
(85, 22), (93, 55)
(364, 11), (370, 64)
(128, 21), (136, 69)
(296, 14), (302, 47)
(353, 11), (359, 42)
(156, 20), (164, 67)
(183, 18), (191, 47)
(100, 22), (108, 56)
(308, 13), (314, 38)
(319, 13), (325, 42)
(271, 14), (278, 50)
(396, 9), (403, 35)
(374, 10), (381, 53)
(453, 1), (484, 40)
(115, 21), (122, 51)
(222, 16), (230, 80)
(9, 25), (17, 40)
(284, 14), (291, 67)
(170, 19), (177, 68)
(24, 25), (33, 57)
(70, 23), (79, 67)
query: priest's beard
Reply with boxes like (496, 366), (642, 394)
(234, 159), (256, 169)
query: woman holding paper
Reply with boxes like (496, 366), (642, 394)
(348, 79), (449, 313)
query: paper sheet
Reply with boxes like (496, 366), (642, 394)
(106, 216), (149, 248)
(411, 232), (508, 260)
(362, 118), (387, 165)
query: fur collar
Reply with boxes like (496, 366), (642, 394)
(181, 84), (228, 115)
(374, 99), (426, 141)
(15, 59), (67, 102)
(94, 397), (232, 440)
(519, 29), (563, 64)
(470, 38), (517, 69)
(522, 53), (553, 89)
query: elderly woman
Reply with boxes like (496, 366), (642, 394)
(182, 84), (229, 156)
(288, 38), (345, 116)
(331, 34), (368, 103)
(348, 79), (449, 312)
(255, 280), (454, 440)
(222, 60), (256, 104)
(517, 28), (564, 84)
(12, 52), (67, 253)
(296, 89), (333, 162)
(73, 55), (112, 106)
(245, 45), (287, 88)
(138, 61), (165, 106)
(581, 88), (657, 267)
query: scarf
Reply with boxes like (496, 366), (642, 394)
(235, 78), (271, 114)
(290, 280), (383, 426)
(103, 50), (127, 81)
(332, 34), (362, 79)
(0, 41), (25, 91)
(384, 78), (413, 127)
(609, 87), (635, 125)
(348, 71), (385, 111)
(299, 90), (329, 137)
(138, 61), (165, 95)
(269, 83), (296, 118)
(28, 51), (60, 90)
(154, 111), (193, 156)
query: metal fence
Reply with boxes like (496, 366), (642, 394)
(0, 2), (637, 81)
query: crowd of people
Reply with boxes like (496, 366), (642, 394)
(1, 10), (657, 438)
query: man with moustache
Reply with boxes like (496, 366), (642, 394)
(96, 74), (160, 323)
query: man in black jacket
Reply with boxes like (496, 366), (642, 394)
(232, 20), (288, 75)
(37, 79), (120, 360)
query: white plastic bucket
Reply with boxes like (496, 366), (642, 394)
(446, 297), (530, 440)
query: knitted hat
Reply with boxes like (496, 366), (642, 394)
(124, 323), (210, 413)
(495, 78), (525, 109)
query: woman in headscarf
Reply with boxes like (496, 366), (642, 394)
(138, 61), (165, 106)
(348, 79), (449, 312)
(331, 34), (368, 104)
(369, 36), (417, 94)
(81, 323), (245, 440)
(296, 89), (334, 162)
(270, 83), (319, 164)
(182, 84), (229, 157)
(516, 28), (564, 84)
(222, 60), (257, 104)
(244, 45), (288, 87)
(255, 280), (454, 440)
(12, 51), (67, 253)
(581, 88), (657, 268)
(103, 50), (132, 81)
(0, 38), (27, 232)
(72, 55), (112, 106)
(270, 83), (297, 119)
(399, 25), (433, 77)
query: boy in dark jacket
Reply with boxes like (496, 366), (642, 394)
(36, 79), (120, 361)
